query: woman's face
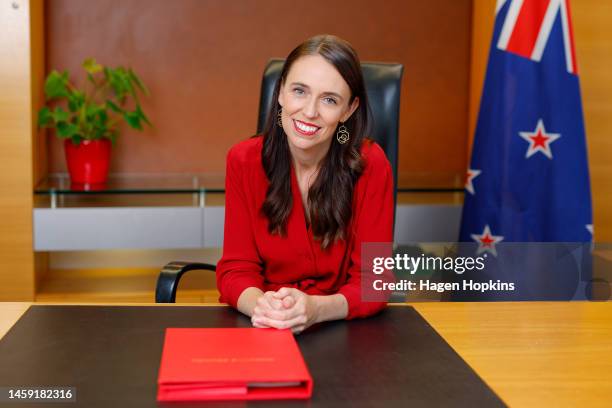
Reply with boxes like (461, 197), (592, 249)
(278, 54), (359, 154)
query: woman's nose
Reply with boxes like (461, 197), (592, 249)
(302, 97), (318, 119)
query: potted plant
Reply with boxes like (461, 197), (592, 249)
(38, 58), (151, 185)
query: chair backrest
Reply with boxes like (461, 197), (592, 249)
(256, 59), (404, 219)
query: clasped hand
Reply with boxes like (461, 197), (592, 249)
(251, 288), (317, 334)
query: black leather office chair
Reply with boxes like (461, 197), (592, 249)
(155, 59), (403, 303)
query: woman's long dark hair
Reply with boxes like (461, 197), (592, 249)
(260, 34), (371, 249)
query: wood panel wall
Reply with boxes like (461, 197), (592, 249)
(573, 1), (612, 242)
(44, 0), (472, 178)
(0, 0), (46, 300)
(469, 0), (612, 242)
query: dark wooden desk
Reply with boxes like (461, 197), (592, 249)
(2, 302), (612, 407)
(0, 304), (502, 407)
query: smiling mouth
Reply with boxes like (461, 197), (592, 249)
(293, 120), (321, 136)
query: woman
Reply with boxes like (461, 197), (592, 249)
(216, 34), (394, 333)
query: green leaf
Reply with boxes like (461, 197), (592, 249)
(82, 58), (103, 74)
(52, 106), (69, 122)
(105, 67), (127, 99)
(128, 69), (148, 95)
(97, 109), (108, 124)
(38, 107), (52, 127)
(85, 103), (103, 119)
(135, 105), (151, 126)
(108, 66), (139, 101)
(119, 68), (136, 98)
(67, 91), (85, 112)
(123, 111), (142, 130)
(71, 134), (84, 145)
(93, 126), (106, 139)
(107, 130), (118, 147)
(44, 70), (69, 99)
(56, 121), (79, 138)
(106, 100), (123, 114)
(92, 110), (108, 137)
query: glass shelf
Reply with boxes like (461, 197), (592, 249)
(397, 172), (464, 193)
(34, 173), (226, 195)
(35, 172), (465, 195)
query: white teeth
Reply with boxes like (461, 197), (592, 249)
(295, 121), (318, 133)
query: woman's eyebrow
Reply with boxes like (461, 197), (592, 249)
(289, 82), (344, 101)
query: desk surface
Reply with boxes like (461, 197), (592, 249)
(1, 301), (611, 407)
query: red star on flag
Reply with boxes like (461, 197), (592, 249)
(519, 119), (561, 159)
(465, 169), (481, 195)
(471, 225), (504, 256)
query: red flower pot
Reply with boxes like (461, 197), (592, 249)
(64, 139), (111, 185)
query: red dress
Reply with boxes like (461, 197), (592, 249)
(216, 136), (394, 319)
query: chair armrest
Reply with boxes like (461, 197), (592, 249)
(155, 261), (217, 303)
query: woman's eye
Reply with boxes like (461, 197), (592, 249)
(293, 88), (305, 95)
(323, 97), (337, 105)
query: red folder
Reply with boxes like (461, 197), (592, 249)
(157, 328), (313, 401)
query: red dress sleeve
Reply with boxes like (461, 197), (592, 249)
(215, 146), (265, 308)
(338, 143), (394, 319)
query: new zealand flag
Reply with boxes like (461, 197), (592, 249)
(460, 0), (593, 249)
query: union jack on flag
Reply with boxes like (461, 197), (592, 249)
(460, 0), (592, 251)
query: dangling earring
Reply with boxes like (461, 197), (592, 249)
(336, 123), (350, 144)
(277, 108), (283, 128)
